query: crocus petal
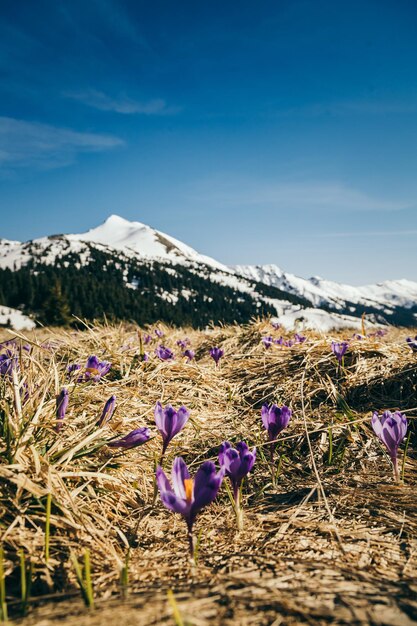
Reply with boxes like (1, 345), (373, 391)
(171, 457), (190, 499)
(218, 441), (232, 466)
(160, 490), (189, 516)
(163, 405), (177, 439)
(222, 448), (240, 476)
(154, 401), (165, 433)
(86, 355), (100, 370)
(192, 461), (224, 513)
(236, 441), (249, 457)
(156, 465), (173, 494)
(280, 405), (292, 428)
(98, 361), (111, 376)
(239, 449), (256, 477)
(172, 406), (190, 436)
(261, 404), (271, 430)
(371, 412), (383, 438)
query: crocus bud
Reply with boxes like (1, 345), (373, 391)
(56, 388), (69, 432)
(154, 401), (190, 455)
(261, 403), (292, 460)
(371, 410), (407, 481)
(219, 441), (256, 501)
(183, 349), (195, 362)
(107, 427), (151, 449)
(210, 347), (224, 365)
(97, 395), (116, 427)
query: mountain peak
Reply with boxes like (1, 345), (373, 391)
(104, 214), (134, 226)
(67, 214), (231, 272)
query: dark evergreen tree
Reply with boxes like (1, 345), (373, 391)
(40, 280), (71, 326)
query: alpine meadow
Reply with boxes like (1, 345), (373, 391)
(1, 1), (417, 625)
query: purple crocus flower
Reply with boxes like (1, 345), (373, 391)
(97, 395), (116, 427)
(107, 427), (150, 450)
(177, 338), (190, 349)
(274, 337), (284, 345)
(156, 457), (224, 557)
(219, 441), (256, 528)
(294, 333), (306, 344)
(139, 352), (149, 362)
(0, 351), (18, 377)
(56, 388), (69, 432)
(261, 404), (292, 459)
(406, 336), (417, 352)
(371, 410), (408, 481)
(331, 341), (349, 363)
(262, 336), (273, 349)
(155, 328), (164, 338)
(210, 347), (224, 366)
(183, 349), (195, 362)
(0, 340), (31, 353)
(154, 401), (190, 455)
(67, 363), (81, 375)
(84, 355), (112, 381)
(143, 333), (153, 345)
(271, 321), (281, 330)
(155, 345), (174, 360)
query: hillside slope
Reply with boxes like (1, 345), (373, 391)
(0, 214), (416, 328)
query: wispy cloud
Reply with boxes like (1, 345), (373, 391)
(187, 179), (411, 213)
(0, 116), (124, 170)
(64, 89), (180, 115)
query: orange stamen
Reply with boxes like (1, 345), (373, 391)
(184, 478), (194, 502)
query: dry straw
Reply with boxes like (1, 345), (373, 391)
(0, 319), (416, 624)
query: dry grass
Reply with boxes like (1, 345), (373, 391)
(1, 319), (416, 625)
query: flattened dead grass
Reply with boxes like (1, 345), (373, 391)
(0, 319), (416, 625)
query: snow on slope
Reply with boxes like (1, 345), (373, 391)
(0, 306), (36, 330)
(0, 239), (33, 270)
(70, 215), (231, 273)
(1, 215), (416, 331)
(271, 307), (367, 332)
(235, 264), (417, 311)
(0, 236), (93, 270)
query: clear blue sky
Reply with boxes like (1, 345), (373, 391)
(0, 0), (416, 284)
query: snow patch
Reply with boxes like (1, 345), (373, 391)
(0, 306), (36, 331)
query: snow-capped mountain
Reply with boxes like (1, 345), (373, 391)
(234, 264), (417, 324)
(0, 215), (416, 330)
(70, 214), (231, 273)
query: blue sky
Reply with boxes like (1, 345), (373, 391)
(0, 0), (416, 284)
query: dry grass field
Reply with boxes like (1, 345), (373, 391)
(1, 320), (416, 625)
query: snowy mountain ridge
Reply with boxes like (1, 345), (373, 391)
(0, 214), (416, 330)
(234, 264), (417, 313)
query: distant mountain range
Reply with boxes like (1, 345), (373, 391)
(0, 214), (416, 330)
